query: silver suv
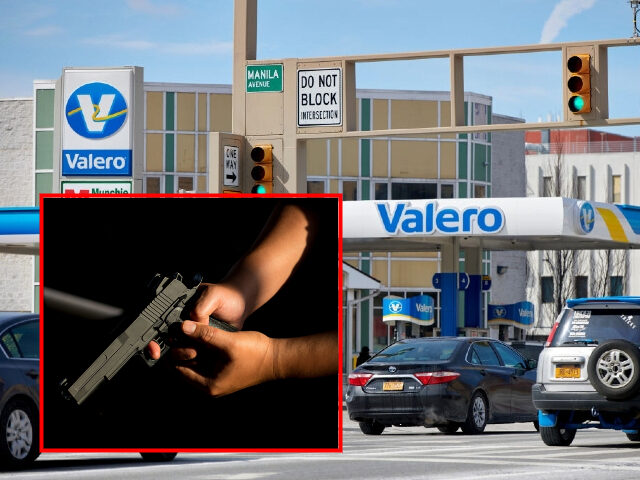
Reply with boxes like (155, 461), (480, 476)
(533, 297), (640, 446)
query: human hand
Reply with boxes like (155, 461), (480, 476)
(171, 320), (277, 397)
(147, 282), (246, 360)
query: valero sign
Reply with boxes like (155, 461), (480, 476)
(61, 68), (134, 177)
(377, 201), (504, 235)
(383, 295), (435, 326)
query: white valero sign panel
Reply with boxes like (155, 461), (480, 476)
(297, 68), (342, 127)
(62, 68), (134, 176)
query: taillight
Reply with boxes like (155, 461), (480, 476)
(348, 373), (373, 387)
(545, 320), (560, 347)
(414, 371), (461, 385)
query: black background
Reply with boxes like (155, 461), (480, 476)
(42, 196), (339, 450)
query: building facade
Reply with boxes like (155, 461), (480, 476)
(525, 129), (640, 337)
(3, 79), (533, 362)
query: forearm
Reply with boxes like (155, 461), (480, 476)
(271, 330), (339, 380)
(221, 204), (316, 316)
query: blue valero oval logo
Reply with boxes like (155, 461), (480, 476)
(65, 82), (128, 139)
(578, 202), (595, 234)
(388, 300), (403, 313)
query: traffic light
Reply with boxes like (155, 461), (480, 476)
(250, 144), (273, 194)
(566, 53), (591, 114)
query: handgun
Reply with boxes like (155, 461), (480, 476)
(59, 273), (237, 405)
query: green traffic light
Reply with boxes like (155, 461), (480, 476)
(568, 95), (585, 113)
(251, 184), (267, 194)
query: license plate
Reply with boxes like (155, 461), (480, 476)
(383, 381), (404, 391)
(555, 365), (580, 378)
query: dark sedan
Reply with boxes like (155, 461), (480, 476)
(346, 337), (538, 435)
(0, 312), (39, 467)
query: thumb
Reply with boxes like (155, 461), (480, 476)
(181, 320), (233, 350)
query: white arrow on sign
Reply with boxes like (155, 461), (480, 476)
(223, 146), (239, 187)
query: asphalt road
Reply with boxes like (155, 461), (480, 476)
(6, 411), (640, 479)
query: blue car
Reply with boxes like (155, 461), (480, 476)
(0, 312), (39, 468)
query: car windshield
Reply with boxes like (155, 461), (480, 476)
(367, 340), (460, 363)
(551, 308), (640, 347)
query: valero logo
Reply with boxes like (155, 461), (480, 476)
(66, 82), (128, 139)
(578, 202), (595, 234)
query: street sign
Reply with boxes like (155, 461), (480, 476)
(61, 181), (132, 194)
(297, 68), (342, 127)
(223, 146), (240, 187)
(246, 64), (283, 93)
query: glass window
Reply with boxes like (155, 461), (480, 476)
(342, 181), (357, 200)
(374, 182), (388, 200)
(1, 321), (39, 359)
(368, 340), (460, 363)
(441, 184), (454, 198)
(610, 276), (623, 296)
(474, 184), (486, 198)
(576, 176), (587, 200)
(391, 182), (436, 200)
(470, 341), (500, 366)
(541, 276), (554, 303)
(611, 175), (621, 203)
(551, 309), (640, 347)
(575, 276), (588, 298)
(543, 176), (553, 197)
(492, 342), (526, 369)
(178, 176), (194, 192)
(307, 181), (325, 194)
(146, 177), (161, 193)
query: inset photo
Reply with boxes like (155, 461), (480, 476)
(41, 195), (341, 451)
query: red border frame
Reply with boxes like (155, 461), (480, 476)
(38, 192), (343, 454)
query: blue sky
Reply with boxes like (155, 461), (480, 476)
(1, 0), (640, 135)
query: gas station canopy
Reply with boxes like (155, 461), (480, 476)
(343, 197), (640, 252)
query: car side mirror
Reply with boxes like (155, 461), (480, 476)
(526, 359), (537, 370)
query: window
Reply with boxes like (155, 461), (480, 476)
(541, 276), (554, 303)
(542, 176), (553, 197)
(177, 176), (194, 192)
(611, 175), (621, 203)
(610, 276), (623, 296)
(0, 321), (39, 359)
(576, 176), (587, 200)
(307, 181), (325, 194)
(342, 181), (357, 200)
(146, 177), (161, 193)
(391, 182), (436, 200)
(575, 276), (588, 298)
(492, 342), (526, 369)
(470, 341), (500, 366)
(474, 184), (486, 198)
(440, 184), (454, 198)
(374, 182), (388, 200)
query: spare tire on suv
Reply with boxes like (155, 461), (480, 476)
(587, 339), (640, 400)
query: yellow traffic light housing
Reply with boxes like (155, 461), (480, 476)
(567, 54), (591, 114)
(250, 144), (273, 194)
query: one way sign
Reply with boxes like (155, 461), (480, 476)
(223, 146), (239, 187)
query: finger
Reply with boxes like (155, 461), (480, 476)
(171, 345), (198, 362)
(190, 285), (219, 324)
(147, 341), (161, 360)
(175, 365), (219, 396)
(181, 320), (234, 350)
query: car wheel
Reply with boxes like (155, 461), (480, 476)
(626, 432), (640, 441)
(0, 398), (40, 468)
(140, 452), (178, 462)
(436, 423), (459, 434)
(540, 425), (576, 446)
(461, 392), (487, 434)
(358, 421), (385, 435)
(533, 420), (540, 431)
(587, 340), (640, 400)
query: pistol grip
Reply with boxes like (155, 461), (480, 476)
(209, 316), (238, 332)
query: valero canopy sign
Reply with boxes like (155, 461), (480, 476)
(383, 295), (435, 326)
